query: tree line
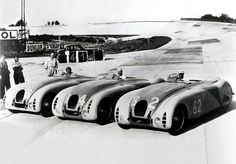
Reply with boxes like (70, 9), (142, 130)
(8, 19), (62, 27)
(46, 20), (61, 26)
(200, 13), (236, 23)
(181, 13), (236, 24)
(9, 19), (26, 27)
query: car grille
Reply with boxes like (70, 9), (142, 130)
(134, 100), (148, 117)
(68, 95), (79, 109)
(15, 90), (25, 102)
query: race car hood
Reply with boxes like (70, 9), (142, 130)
(69, 78), (150, 101)
(138, 82), (188, 103)
(5, 77), (64, 100)
(130, 82), (190, 119)
(28, 75), (93, 94)
(7, 75), (93, 105)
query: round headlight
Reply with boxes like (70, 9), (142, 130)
(28, 102), (33, 108)
(154, 117), (161, 125)
(82, 110), (89, 117)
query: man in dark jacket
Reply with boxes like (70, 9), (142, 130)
(0, 55), (11, 98)
(12, 57), (25, 84)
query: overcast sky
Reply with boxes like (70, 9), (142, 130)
(1, 0), (236, 27)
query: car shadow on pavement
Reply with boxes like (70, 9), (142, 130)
(128, 100), (236, 136)
(183, 100), (236, 134)
(58, 117), (115, 125)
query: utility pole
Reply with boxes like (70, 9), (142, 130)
(21, 0), (26, 39)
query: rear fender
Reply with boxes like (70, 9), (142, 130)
(214, 80), (233, 105)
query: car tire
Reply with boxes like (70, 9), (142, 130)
(169, 107), (187, 135)
(40, 93), (56, 117)
(8, 109), (19, 113)
(118, 124), (130, 130)
(58, 117), (67, 120)
(97, 98), (114, 125)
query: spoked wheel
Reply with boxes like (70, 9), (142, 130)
(41, 93), (56, 117)
(97, 99), (114, 125)
(170, 108), (187, 135)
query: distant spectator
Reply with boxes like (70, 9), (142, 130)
(44, 52), (59, 77)
(0, 55), (11, 98)
(61, 66), (77, 78)
(12, 57), (25, 84)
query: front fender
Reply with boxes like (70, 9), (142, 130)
(27, 90), (45, 113)
(151, 95), (179, 130)
(27, 81), (72, 113)
(51, 86), (75, 117)
(4, 83), (30, 110)
(151, 89), (200, 130)
(115, 89), (143, 125)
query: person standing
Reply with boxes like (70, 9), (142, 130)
(0, 55), (11, 98)
(44, 52), (59, 77)
(12, 57), (25, 84)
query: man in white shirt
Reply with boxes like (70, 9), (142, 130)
(44, 52), (59, 77)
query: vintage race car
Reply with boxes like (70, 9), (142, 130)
(3, 76), (93, 117)
(52, 77), (164, 124)
(115, 73), (234, 134)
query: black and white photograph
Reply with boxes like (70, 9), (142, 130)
(0, 0), (236, 163)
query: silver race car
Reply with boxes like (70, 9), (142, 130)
(115, 73), (233, 134)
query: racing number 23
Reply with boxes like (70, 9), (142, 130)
(131, 96), (159, 109)
(147, 97), (160, 110)
(193, 98), (202, 115)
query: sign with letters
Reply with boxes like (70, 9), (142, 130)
(18, 29), (29, 40)
(0, 30), (18, 40)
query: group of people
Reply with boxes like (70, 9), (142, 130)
(0, 51), (127, 99)
(44, 52), (127, 80)
(0, 55), (25, 98)
(44, 52), (77, 78)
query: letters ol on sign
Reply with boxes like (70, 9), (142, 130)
(0, 30), (18, 40)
